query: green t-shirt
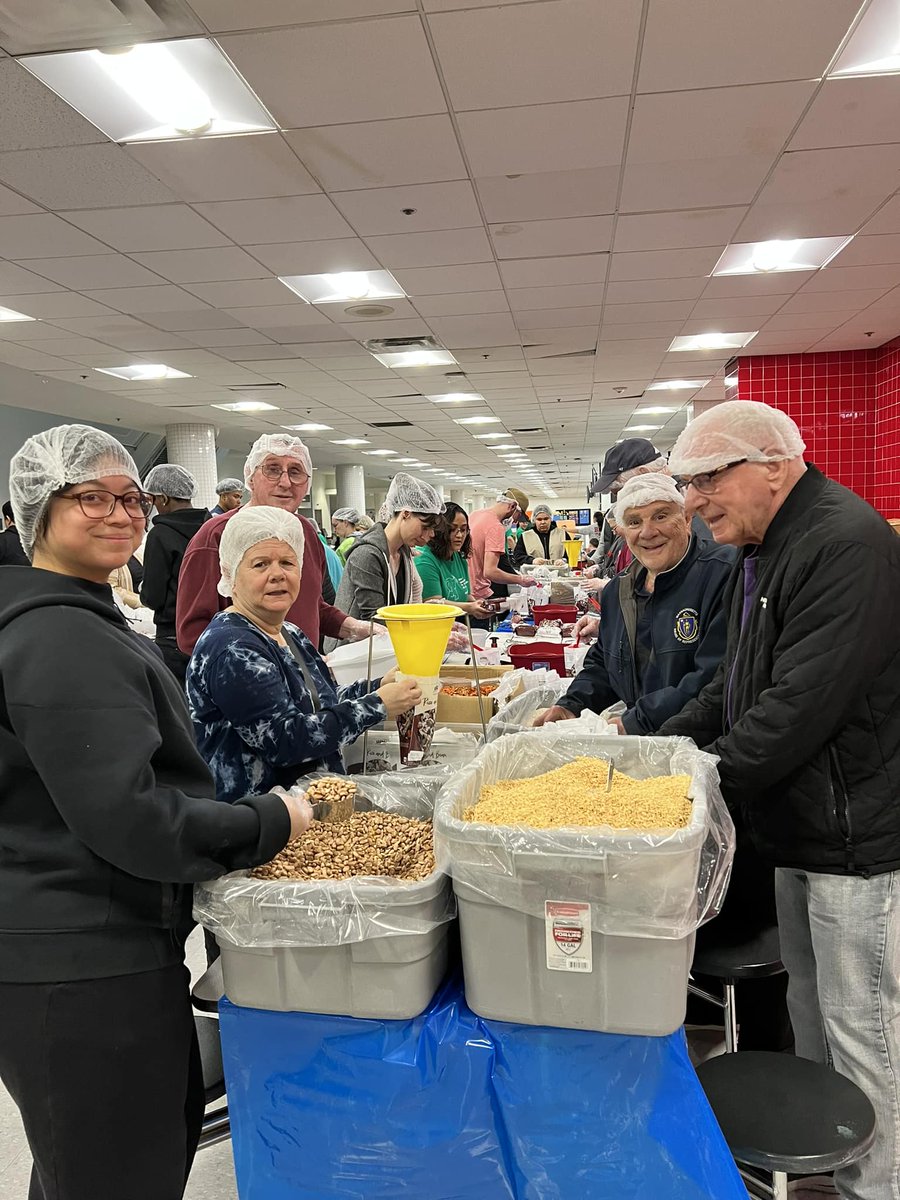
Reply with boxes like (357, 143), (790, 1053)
(414, 545), (472, 602)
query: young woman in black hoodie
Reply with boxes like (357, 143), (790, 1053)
(0, 425), (312, 1200)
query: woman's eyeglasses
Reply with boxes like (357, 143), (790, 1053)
(675, 459), (747, 495)
(59, 489), (153, 519)
(260, 464), (308, 483)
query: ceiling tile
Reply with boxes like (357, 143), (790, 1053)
(331, 181), (481, 235)
(507, 283), (606, 311)
(84, 285), (212, 315)
(128, 133), (320, 203)
(609, 247), (722, 280)
(637, 0), (861, 91)
(700, 271), (816, 298)
(220, 17), (446, 127)
(758, 288), (891, 315)
(392, 262), (502, 295)
(689, 294), (792, 319)
(801, 264), (900, 293)
(763, 310), (855, 331)
(0, 261), (64, 294)
(17, 254), (164, 289)
(791, 77), (900, 152)
(0, 214), (112, 258)
(606, 277), (707, 303)
(457, 99), (628, 176)
(614, 208), (745, 252)
(517, 306), (602, 329)
(863, 196), (900, 236)
(499, 254), (608, 289)
(187, 0), (415, 29)
(429, 0), (640, 109)
(490, 216), (613, 260)
(285, 116), (465, 191)
(130, 247), (268, 285)
(64, 205), (231, 252)
(0, 181), (40, 215)
(194, 195), (353, 245)
(620, 156), (775, 213)
(0, 59), (105, 151)
(414, 291), (510, 317)
(364, 227), (492, 268)
(185, 278), (299, 308)
(0, 145), (176, 211)
(0, 292), (114, 318)
(184, 329), (276, 348)
(224, 305), (333, 328)
(426, 313), (520, 347)
(604, 300), (696, 324)
(140, 310), (247, 332)
(476, 167), (619, 224)
(832, 234), (900, 267)
(245, 239), (380, 276)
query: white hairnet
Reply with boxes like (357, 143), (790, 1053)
(143, 463), (197, 500)
(355, 514), (374, 531)
(532, 503), (552, 518)
(613, 473), (685, 526)
(669, 400), (806, 477)
(9, 424), (142, 559)
(332, 506), (362, 524)
(385, 472), (445, 515)
(243, 433), (312, 485)
(216, 477), (243, 494)
(217, 505), (306, 598)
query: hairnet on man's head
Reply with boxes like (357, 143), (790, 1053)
(143, 463), (197, 500)
(9, 424), (142, 560)
(216, 477), (243, 495)
(243, 433), (312, 485)
(217, 505), (305, 598)
(532, 503), (552, 518)
(386, 472), (445, 515)
(669, 400), (806, 477)
(613, 473), (685, 526)
(332, 506), (362, 525)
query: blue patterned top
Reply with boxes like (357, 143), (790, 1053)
(187, 611), (386, 804)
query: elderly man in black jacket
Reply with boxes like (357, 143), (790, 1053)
(661, 400), (900, 1200)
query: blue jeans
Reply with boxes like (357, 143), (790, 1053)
(775, 869), (900, 1200)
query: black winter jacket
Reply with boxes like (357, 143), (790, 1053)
(141, 506), (210, 634)
(560, 534), (735, 732)
(662, 466), (900, 876)
(0, 568), (290, 983)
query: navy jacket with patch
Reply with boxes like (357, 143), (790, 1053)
(560, 534), (736, 732)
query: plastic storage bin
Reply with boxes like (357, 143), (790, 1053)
(530, 603), (578, 623)
(434, 731), (733, 1036)
(509, 641), (569, 675)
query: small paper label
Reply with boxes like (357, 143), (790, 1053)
(563, 645), (578, 673)
(545, 901), (593, 973)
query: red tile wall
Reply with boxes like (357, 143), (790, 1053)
(873, 336), (900, 517)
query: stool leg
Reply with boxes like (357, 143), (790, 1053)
(723, 981), (738, 1053)
(772, 1170), (789, 1200)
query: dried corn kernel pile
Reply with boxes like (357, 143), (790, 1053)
(251, 811), (435, 882)
(463, 757), (692, 831)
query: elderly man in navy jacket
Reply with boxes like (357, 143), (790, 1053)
(536, 474), (734, 733)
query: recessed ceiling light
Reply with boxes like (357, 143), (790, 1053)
(492, 444), (521, 451)
(395, 458), (418, 463)
(371, 349), (457, 369)
(712, 236), (852, 276)
(830, 0), (900, 76)
(473, 432), (507, 439)
(279, 270), (405, 305)
(646, 379), (710, 391)
(634, 407), (679, 415)
(96, 363), (191, 381)
(0, 306), (35, 322)
(455, 415), (501, 425)
(19, 39), (275, 143)
(213, 400), (278, 413)
(424, 468), (444, 474)
(363, 449), (398, 456)
(283, 423), (332, 432)
(622, 424), (662, 432)
(668, 332), (757, 353)
(426, 392), (484, 404)
(331, 438), (369, 446)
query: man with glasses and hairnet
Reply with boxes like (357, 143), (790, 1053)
(176, 435), (374, 655)
(660, 400), (900, 1200)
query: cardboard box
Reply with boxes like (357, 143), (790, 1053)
(436, 665), (517, 724)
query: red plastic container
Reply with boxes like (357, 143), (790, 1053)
(531, 604), (578, 623)
(509, 642), (569, 675)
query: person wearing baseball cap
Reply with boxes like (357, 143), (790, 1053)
(592, 438), (666, 497)
(468, 487), (538, 603)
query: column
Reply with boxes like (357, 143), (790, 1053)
(165, 423), (218, 509)
(335, 463), (366, 514)
(311, 473), (331, 529)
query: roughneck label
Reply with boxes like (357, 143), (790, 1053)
(545, 901), (593, 973)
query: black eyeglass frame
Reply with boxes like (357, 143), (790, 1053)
(675, 459), (748, 495)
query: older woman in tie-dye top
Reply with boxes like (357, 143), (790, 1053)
(186, 507), (421, 804)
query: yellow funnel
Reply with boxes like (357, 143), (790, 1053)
(564, 539), (582, 569)
(376, 603), (463, 676)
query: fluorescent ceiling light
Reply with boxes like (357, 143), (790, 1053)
(331, 438), (369, 446)
(0, 306), (35, 322)
(395, 458), (418, 463)
(712, 237), (852, 276)
(371, 349), (457, 369)
(492, 444), (521, 451)
(473, 432), (507, 439)
(363, 449), (398, 456)
(279, 270), (405, 305)
(623, 424), (662, 433)
(455, 415), (501, 426)
(647, 379), (710, 391)
(830, 0), (900, 75)
(426, 392), (484, 404)
(213, 400), (278, 413)
(283, 423), (332, 432)
(635, 406), (679, 415)
(20, 39), (275, 144)
(424, 468), (444, 474)
(668, 332), (757, 353)
(96, 363), (191, 381)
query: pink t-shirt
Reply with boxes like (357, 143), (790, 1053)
(468, 507), (506, 599)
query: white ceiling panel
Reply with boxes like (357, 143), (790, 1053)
(598, 321), (684, 341)
(490, 216), (613, 260)
(0, 145), (176, 211)
(689, 294), (792, 319)
(0, 319), (76, 342)
(614, 208), (745, 253)
(428, 0), (640, 109)
(831, 234), (900, 267)
(606, 277), (707, 303)
(394, 263), (502, 295)
(637, 0), (860, 91)
(331, 181), (481, 235)
(499, 254), (608, 289)
(0, 214), (112, 258)
(861, 196), (900, 236)
(457, 99), (629, 176)
(790, 78), (900, 152)
(0, 59), (105, 151)
(246, 239), (380, 275)
(0, 181), (40, 216)
(83, 329), (194, 353)
(194, 195), (354, 245)
(609, 247), (722, 280)
(0, 292), (113, 318)
(700, 271), (816, 298)
(604, 300), (696, 324)
(427, 313), (520, 347)
(516, 307), (602, 329)
(414, 291), (510, 317)
(15, 253), (163, 290)
(220, 18), (446, 127)
(364, 228), (492, 268)
(476, 168), (619, 223)
(620, 157), (776, 214)
(128, 134), (321, 203)
(130, 247), (268, 285)
(767, 288), (891, 315)
(337, 317), (432, 340)
(507, 283), (606, 311)
(175, 278), (290, 308)
(64, 205), (231, 252)
(763, 310), (857, 331)
(285, 116), (466, 191)
(140, 310), (246, 332)
(83, 285), (212, 315)
(184, 329), (276, 348)
(224, 305), (333, 328)
(801, 264), (900, 293)
(187, 0), (417, 30)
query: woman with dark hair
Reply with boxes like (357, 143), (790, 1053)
(414, 502), (493, 620)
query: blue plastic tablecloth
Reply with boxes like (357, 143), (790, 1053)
(219, 976), (745, 1200)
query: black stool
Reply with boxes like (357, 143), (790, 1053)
(697, 1051), (876, 1200)
(192, 961), (229, 1151)
(689, 924), (784, 1052)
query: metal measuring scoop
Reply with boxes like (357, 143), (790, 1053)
(605, 758), (616, 793)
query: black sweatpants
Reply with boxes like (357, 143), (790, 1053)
(155, 634), (190, 686)
(0, 963), (205, 1200)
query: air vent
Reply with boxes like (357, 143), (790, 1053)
(524, 445), (550, 451)
(226, 383), (286, 392)
(365, 335), (443, 353)
(444, 370), (468, 378)
(512, 427), (544, 434)
(369, 420), (414, 429)
(344, 303), (396, 318)
(0, 0), (201, 56)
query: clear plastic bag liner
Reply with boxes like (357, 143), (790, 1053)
(219, 974), (748, 1200)
(434, 730), (734, 939)
(486, 683), (569, 740)
(194, 770), (456, 949)
(492, 666), (564, 707)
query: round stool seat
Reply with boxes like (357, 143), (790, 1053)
(693, 925), (783, 980)
(697, 1052), (876, 1175)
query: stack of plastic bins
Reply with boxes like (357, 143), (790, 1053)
(194, 775), (456, 1019)
(434, 731), (732, 1036)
